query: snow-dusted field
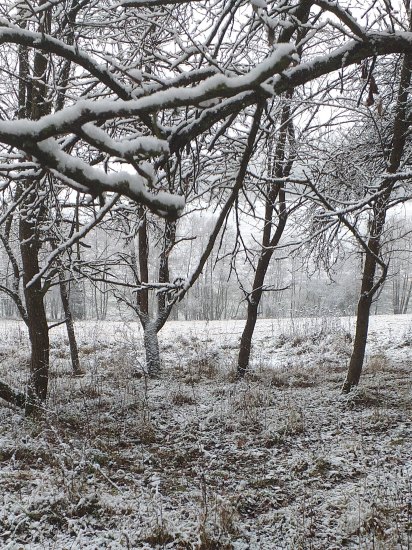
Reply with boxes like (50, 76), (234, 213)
(0, 315), (411, 549)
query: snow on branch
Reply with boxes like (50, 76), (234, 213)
(2, 16), (412, 219)
(80, 124), (170, 159)
(169, 31), (412, 153)
(0, 22), (129, 100)
(0, 44), (297, 143)
(0, 45), (296, 216)
(132, 279), (185, 296)
(115, 0), (197, 6)
(313, 1), (367, 39)
(32, 138), (185, 218)
(272, 32), (412, 94)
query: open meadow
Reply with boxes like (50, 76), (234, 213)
(0, 315), (411, 549)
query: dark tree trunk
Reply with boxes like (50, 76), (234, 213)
(342, 201), (386, 393)
(137, 206), (149, 316)
(238, 14), (309, 379)
(16, 0), (52, 415)
(342, 295), (372, 392)
(20, 213), (50, 415)
(58, 272), (83, 375)
(236, 210), (288, 379)
(237, 300), (260, 378)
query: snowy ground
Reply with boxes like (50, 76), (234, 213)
(0, 315), (411, 549)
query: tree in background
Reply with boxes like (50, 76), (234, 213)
(303, 42), (412, 391)
(236, 95), (297, 378)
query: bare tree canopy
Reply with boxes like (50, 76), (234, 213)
(1, 1), (412, 217)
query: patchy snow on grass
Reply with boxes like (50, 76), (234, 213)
(0, 315), (411, 548)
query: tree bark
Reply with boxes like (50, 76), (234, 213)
(342, 188), (390, 393)
(237, 300), (260, 377)
(16, 0), (52, 415)
(342, 290), (373, 392)
(20, 212), (50, 415)
(143, 322), (161, 376)
(58, 271), (83, 375)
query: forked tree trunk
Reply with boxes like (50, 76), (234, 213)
(135, 212), (174, 377)
(122, 106), (263, 377)
(236, 95), (292, 379)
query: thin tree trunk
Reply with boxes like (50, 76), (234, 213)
(236, 94), (293, 379)
(137, 206), (149, 316)
(342, 197), (388, 393)
(393, 276), (401, 314)
(402, 278), (412, 313)
(58, 271), (83, 375)
(49, 232), (83, 375)
(236, 216), (288, 379)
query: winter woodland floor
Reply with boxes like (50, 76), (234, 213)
(0, 315), (411, 549)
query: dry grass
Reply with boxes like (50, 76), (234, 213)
(171, 390), (197, 406)
(0, 318), (411, 549)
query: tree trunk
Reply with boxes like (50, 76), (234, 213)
(143, 322), (161, 376)
(342, 293), (372, 393)
(17, 0), (51, 416)
(393, 274), (412, 314)
(236, 227), (287, 380)
(20, 214), (50, 415)
(393, 276), (401, 314)
(402, 278), (412, 313)
(237, 301), (259, 378)
(58, 272), (83, 375)
(342, 212), (385, 393)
